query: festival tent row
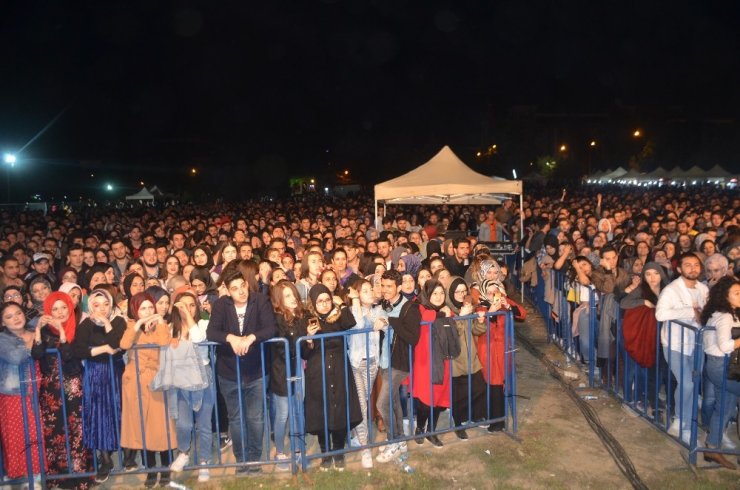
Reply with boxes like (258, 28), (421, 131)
(585, 164), (735, 184)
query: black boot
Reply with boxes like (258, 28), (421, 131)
(144, 450), (158, 488)
(158, 451), (171, 487)
(122, 448), (139, 471)
(95, 451), (113, 483)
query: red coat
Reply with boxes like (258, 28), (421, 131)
(405, 306), (452, 408)
(476, 313), (506, 385)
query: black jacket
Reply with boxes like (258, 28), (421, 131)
(270, 315), (308, 397)
(389, 300), (422, 372)
(206, 292), (278, 383)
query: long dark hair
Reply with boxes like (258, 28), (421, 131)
(700, 277), (740, 325)
(170, 291), (201, 340)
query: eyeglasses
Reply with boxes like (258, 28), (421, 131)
(4, 293), (21, 300)
(315, 298), (333, 305)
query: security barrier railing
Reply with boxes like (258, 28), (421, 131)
(524, 269), (739, 467)
(0, 311), (517, 487)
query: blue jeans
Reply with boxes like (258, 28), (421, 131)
(271, 392), (302, 455)
(218, 374), (268, 463)
(705, 355), (740, 447)
(664, 348), (697, 431)
(175, 365), (216, 464)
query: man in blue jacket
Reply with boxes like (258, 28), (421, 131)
(207, 268), (277, 474)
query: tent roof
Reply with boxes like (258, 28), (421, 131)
(705, 165), (733, 178)
(647, 166), (670, 178)
(374, 146), (522, 204)
(674, 165), (706, 178)
(602, 167), (628, 179)
(125, 187), (155, 200)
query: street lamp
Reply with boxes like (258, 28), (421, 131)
(633, 130), (641, 138)
(590, 140), (596, 147)
(559, 144), (567, 152)
(4, 153), (16, 166)
(106, 184), (114, 191)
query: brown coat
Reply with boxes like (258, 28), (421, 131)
(119, 320), (176, 451)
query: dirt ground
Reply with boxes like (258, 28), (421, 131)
(100, 301), (740, 489)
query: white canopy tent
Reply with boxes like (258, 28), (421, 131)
(374, 145), (525, 296)
(125, 187), (155, 201)
(374, 145), (522, 206)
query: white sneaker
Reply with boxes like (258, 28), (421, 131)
(275, 452), (290, 472)
(361, 449), (373, 469)
(376, 444), (400, 463)
(722, 431), (737, 449)
(403, 418), (411, 436)
(667, 420), (681, 437)
(169, 452), (190, 472)
(398, 441), (408, 454)
(197, 468), (210, 483)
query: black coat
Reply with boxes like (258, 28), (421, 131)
(206, 292), (278, 383)
(270, 315), (308, 397)
(302, 307), (363, 435)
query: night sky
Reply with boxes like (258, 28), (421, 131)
(1, 2), (739, 199)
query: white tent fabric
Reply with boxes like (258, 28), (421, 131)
(374, 146), (522, 205)
(602, 167), (628, 179)
(705, 165), (733, 178)
(125, 187), (155, 200)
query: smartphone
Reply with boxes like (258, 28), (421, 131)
(308, 317), (320, 330)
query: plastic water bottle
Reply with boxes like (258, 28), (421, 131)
(395, 455), (414, 473)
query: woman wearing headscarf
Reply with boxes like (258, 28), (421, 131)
(119, 292), (175, 488)
(398, 254), (422, 302)
(32, 291), (95, 489)
(303, 284), (362, 471)
(119, 273), (145, 318)
(408, 279), (460, 448)
(27, 274), (53, 328)
(445, 277), (488, 440)
(190, 265), (219, 316)
(619, 261), (673, 418)
(0, 301), (45, 481)
(72, 288), (127, 483)
(58, 282), (85, 325)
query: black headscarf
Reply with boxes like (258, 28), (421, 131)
(446, 276), (467, 313)
(420, 279), (445, 311)
(122, 273), (144, 299)
(189, 266), (217, 295)
(426, 240), (442, 258)
(308, 283), (333, 321)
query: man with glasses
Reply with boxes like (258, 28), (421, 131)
(207, 269), (277, 475)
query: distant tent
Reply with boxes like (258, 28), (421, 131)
(674, 166), (706, 179)
(149, 186), (165, 197)
(648, 166), (670, 179)
(620, 169), (645, 180)
(588, 170), (605, 180)
(125, 187), (155, 201)
(602, 167), (628, 180)
(705, 165), (733, 178)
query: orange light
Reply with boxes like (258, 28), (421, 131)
(560, 144), (567, 152)
(590, 140), (596, 147)
(633, 130), (641, 137)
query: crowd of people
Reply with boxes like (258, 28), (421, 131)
(0, 193), (526, 487)
(521, 185), (739, 469)
(0, 184), (737, 484)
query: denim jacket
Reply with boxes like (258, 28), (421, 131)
(0, 330), (32, 395)
(349, 304), (385, 367)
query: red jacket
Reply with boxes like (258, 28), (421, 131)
(405, 306), (452, 408)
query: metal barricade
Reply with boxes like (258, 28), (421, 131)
(293, 310), (517, 472)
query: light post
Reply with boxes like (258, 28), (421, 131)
(4, 153), (16, 203)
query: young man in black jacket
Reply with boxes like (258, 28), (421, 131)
(207, 268), (277, 474)
(375, 270), (421, 464)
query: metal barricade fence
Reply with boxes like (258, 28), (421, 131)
(293, 310), (517, 472)
(0, 338), (296, 489)
(2, 316), (517, 486)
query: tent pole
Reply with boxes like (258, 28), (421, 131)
(383, 203), (386, 217)
(519, 192), (525, 302)
(374, 199), (379, 230)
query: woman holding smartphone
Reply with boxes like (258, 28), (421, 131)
(303, 284), (362, 471)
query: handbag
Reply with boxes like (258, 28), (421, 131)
(727, 327), (740, 382)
